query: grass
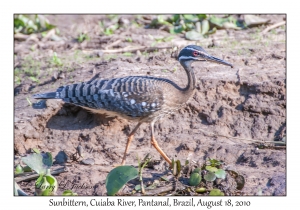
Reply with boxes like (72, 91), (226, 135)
(15, 56), (42, 84)
(15, 50), (86, 86)
(77, 33), (90, 43)
(125, 37), (133, 42)
(103, 54), (117, 61)
(123, 52), (133, 57)
(15, 76), (22, 85)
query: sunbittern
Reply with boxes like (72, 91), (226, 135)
(33, 45), (233, 166)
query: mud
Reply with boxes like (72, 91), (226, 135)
(14, 15), (286, 196)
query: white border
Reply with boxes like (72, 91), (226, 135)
(5, 1), (294, 209)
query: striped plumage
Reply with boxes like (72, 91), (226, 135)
(33, 76), (191, 122)
(33, 45), (233, 166)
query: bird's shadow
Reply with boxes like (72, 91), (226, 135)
(46, 104), (117, 131)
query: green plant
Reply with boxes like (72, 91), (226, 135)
(15, 164), (24, 175)
(125, 37), (133, 42)
(123, 52), (132, 57)
(149, 14), (269, 41)
(150, 35), (174, 46)
(203, 159), (226, 182)
(26, 97), (32, 106)
(77, 33), (90, 43)
(14, 14), (55, 34)
(14, 76), (21, 85)
(105, 165), (138, 196)
(62, 190), (78, 196)
(209, 189), (224, 196)
(21, 152), (58, 195)
(51, 52), (63, 66)
(137, 155), (152, 194)
(29, 76), (39, 83)
(99, 20), (120, 35)
(149, 14), (217, 40)
(187, 158), (227, 194)
(189, 168), (202, 186)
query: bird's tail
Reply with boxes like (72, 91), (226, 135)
(32, 92), (57, 99)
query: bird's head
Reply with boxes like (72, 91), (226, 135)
(178, 45), (233, 68)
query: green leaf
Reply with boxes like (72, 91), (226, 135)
(185, 22), (195, 30)
(36, 176), (50, 196)
(185, 30), (203, 41)
(185, 160), (189, 166)
(32, 148), (40, 154)
(35, 170), (57, 196)
(29, 76), (39, 82)
(192, 168), (201, 174)
(204, 172), (216, 181)
(209, 16), (225, 27)
(157, 15), (170, 25)
(176, 160), (181, 176)
(209, 15), (242, 30)
(222, 22), (242, 30)
(197, 14), (207, 21)
(23, 165), (32, 172)
(183, 14), (198, 22)
(206, 27), (217, 35)
(189, 172), (202, 186)
(15, 164), (24, 174)
(196, 187), (206, 193)
(205, 166), (218, 172)
(125, 37), (132, 42)
(244, 15), (270, 27)
(207, 158), (222, 167)
(35, 174), (44, 188)
(41, 189), (52, 196)
(123, 52), (132, 56)
(14, 14), (56, 35)
(170, 25), (184, 34)
(45, 22), (56, 31)
(201, 19), (210, 35)
(195, 21), (201, 33)
(215, 169), (226, 179)
(21, 153), (52, 175)
(209, 189), (224, 196)
(62, 190), (78, 196)
(171, 14), (180, 23)
(45, 173), (57, 191)
(105, 166), (138, 196)
(135, 184), (141, 191)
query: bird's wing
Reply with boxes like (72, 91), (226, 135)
(57, 76), (165, 118)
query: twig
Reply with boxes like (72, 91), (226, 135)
(139, 154), (151, 194)
(14, 166), (68, 182)
(101, 46), (172, 54)
(262, 21), (286, 34)
(197, 128), (286, 145)
(104, 39), (122, 50)
(134, 185), (174, 196)
(236, 68), (242, 84)
(14, 33), (29, 41)
(135, 185), (174, 196)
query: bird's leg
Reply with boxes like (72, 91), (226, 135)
(150, 122), (172, 165)
(120, 122), (142, 165)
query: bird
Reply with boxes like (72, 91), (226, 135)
(33, 45), (233, 167)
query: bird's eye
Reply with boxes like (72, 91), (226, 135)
(193, 51), (199, 56)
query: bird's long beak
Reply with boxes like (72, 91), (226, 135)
(202, 54), (233, 68)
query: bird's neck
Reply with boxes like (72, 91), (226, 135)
(180, 60), (196, 94)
